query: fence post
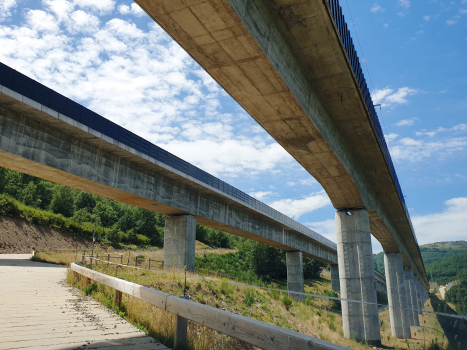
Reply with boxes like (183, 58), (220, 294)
(114, 289), (122, 307)
(174, 296), (189, 349)
(108, 253), (110, 264)
(149, 258), (151, 270)
(135, 257), (138, 267)
(127, 250), (130, 265)
(120, 255), (123, 264)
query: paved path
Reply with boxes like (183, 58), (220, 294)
(0, 255), (170, 350)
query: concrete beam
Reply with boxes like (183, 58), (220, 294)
(336, 210), (380, 345)
(133, 0), (428, 287)
(0, 89), (337, 265)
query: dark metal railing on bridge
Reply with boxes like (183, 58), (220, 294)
(325, 0), (415, 241)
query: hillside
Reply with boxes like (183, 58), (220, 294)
(425, 250), (467, 285)
(373, 240), (467, 277)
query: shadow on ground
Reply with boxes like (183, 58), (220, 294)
(429, 294), (467, 349)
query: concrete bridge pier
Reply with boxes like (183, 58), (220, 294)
(336, 210), (381, 345)
(163, 215), (196, 272)
(330, 265), (340, 293)
(286, 251), (305, 302)
(404, 268), (420, 327)
(415, 280), (423, 315)
(384, 252), (411, 339)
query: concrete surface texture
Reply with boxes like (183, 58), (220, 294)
(404, 269), (420, 327)
(133, 0), (427, 287)
(285, 251), (304, 302)
(0, 98), (336, 265)
(335, 210), (381, 345)
(0, 254), (169, 350)
(384, 253), (411, 339)
(163, 215), (196, 271)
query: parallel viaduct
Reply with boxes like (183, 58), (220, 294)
(132, 0), (429, 345)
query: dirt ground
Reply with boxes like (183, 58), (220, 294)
(0, 216), (92, 254)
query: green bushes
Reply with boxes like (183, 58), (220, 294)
(282, 295), (293, 310)
(243, 289), (256, 307)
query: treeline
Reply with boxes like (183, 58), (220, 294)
(0, 167), (325, 283)
(445, 270), (467, 316)
(0, 167), (235, 248)
(425, 251), (467, 285)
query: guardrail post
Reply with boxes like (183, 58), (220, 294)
(174, 296), (189, 349)
(114, 289), (122, 307)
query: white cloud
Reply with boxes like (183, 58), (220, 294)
(118, 3), (145, 17)
(371, 86), (418, 108)
(460, 9), (467, 14)
(25, 9), (60, 32)
(268, 190), (331, 220)
(0, 0), (18, 21)
(0, 3), (297, 179)
(389, 136), (467, 162)
(306, 219), (335, 243)
(446, 19), (457, 25)
(249, 191), (274, 201)
(423, 15), (431, 21)
(394, 118), (418, 127)
(383, 23), (389, 27)
(385, 133), (399, 143)
(68, 10), (100, 33)
(415, 124), (467, 137)
(412, 198), (467, 245)
(72, 0), (115, 14)
(371, 4), (384, 13)
(300, 178), (317, 186)
(398, 0), (410, 9)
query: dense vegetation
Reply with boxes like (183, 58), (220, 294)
(0, 166), (235, 248)
(0, 167), (324, 283)
(424, 251), (467, 285)
(445, 270), (467, 316)
(373, 241), (467, 277)
(196, 243), (323, 285)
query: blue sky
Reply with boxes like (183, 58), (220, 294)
(0, 0), (465, 252)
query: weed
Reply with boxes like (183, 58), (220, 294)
(243, 289), (255, 307)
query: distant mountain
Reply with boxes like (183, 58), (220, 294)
(373, 241), (467, 278)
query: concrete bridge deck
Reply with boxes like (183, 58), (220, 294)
(0, 255), (168, 350)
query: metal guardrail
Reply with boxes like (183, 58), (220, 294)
(70, 263), (350, 350)
(0, 61), (335, 250)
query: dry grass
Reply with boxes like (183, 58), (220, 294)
(39, 251), (460, 350)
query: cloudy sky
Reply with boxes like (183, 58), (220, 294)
(0, 0), (466, 252)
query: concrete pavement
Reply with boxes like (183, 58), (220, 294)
(0, 254), (169, 350)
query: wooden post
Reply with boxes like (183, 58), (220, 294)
(114, 289), (122, 307)
(120, 255), (123, 264)
(174, 296), (189, 349)
(107, 253), (110, 264)
(96, 253), (98, 266)
(135, 257), (138, 267)
(148, 258), (151, 270)
(127, 250), (130, 265)
(85, 277), (91, 286)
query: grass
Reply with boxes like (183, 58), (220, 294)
(38, 250), (466, 350)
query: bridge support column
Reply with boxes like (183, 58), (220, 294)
(286, 251), (304, 302)
(163, 215), (196, 272)
(416, 280), (423, 314)
(336, 210), (381, 345)
(384, 253), (411, 339)
(330, 265), (340, 293)
(404, 268), (420, 327)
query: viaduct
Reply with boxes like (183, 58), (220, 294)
(0, 0), (429, 346)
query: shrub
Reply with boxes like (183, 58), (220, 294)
(282, 295), (293, 310)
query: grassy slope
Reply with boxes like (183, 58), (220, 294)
(37, 249), (464, 350)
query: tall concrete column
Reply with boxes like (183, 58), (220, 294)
(415, 280), (423, 315)
(286, 251), (304, 302)
(404, 269), (420, 327)
(384, 252), (411, 339)
(336, 210), (381, 345)
(163, 215), (196, 272)
(331, 265), (340, 293)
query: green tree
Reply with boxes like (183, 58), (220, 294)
(35, 181), (55, 209)
(75, 191), (96, 212)
(50, 186), (75, 217)
(19, 181), (41, 207)
(93, 200), (118, 227)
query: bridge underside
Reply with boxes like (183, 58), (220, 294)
(134, 0), (427, 286)
(0, 90), (337, 265)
